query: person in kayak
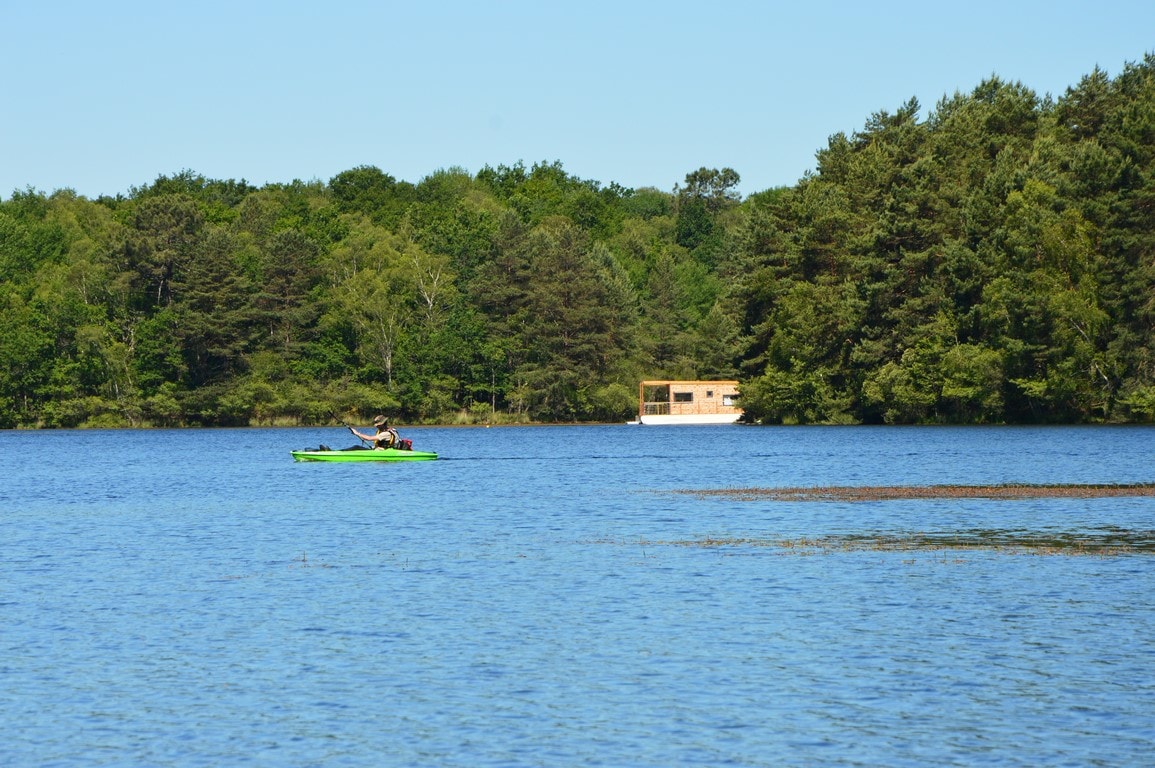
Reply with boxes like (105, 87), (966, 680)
(346, 415), (399, 450)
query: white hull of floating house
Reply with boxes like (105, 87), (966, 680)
(629, 380), (742, 425)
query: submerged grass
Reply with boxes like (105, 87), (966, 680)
(632, 530), (1155, 556)
(673, 483), (1155, 502)
(632, 483), (1155, 557)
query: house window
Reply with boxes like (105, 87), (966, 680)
(706, 390), (714, 398)
(673, 392), (693, 403)
(723, 395), (738, 407)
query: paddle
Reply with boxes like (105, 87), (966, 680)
(331, 412), (371, 447)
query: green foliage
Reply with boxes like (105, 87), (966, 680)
(3, 57), (1155, 426)
(737, 56), (1155, 424)
(742, 363), (854, 425)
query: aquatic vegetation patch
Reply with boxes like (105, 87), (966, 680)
(651, 484), (1155, 555)
(673, 483), (1155, 502)
(625, 529), (1155, 556)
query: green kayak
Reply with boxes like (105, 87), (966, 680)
(291, 447), (438, 462)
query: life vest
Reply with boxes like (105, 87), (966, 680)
(376, 427), (399, 449)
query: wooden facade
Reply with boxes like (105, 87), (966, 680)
(635, 380), (742, 424)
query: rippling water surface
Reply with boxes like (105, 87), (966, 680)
(3, 425), (1155, 766)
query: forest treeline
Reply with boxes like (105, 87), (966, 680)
(2, 56), (1154, 427)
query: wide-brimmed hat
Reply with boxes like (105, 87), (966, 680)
(372, 415), (388, 427)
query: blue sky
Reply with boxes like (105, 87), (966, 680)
(3, 0), (1152, 200)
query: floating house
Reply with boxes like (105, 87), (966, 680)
(631, 380), (742, 425)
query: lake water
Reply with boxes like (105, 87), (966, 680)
(3, 424), (1154, 766)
